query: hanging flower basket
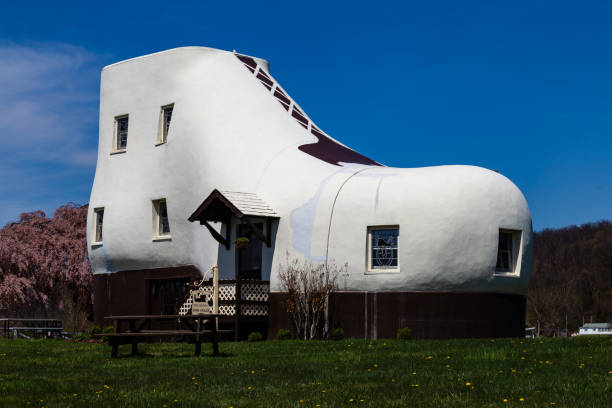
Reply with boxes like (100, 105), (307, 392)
(234, 237), (250, 250)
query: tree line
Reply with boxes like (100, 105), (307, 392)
(527, 220), (612, 336)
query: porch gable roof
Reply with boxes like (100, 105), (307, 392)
(188, 189), (279, 224)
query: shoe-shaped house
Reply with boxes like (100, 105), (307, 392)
(88, 47), (532, 339)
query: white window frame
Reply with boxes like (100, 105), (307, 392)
(494, 228), (523, 277)
(112, 114), (129, 153)
(366, 225), (400, 273)
(92, 207), (104, 246)
(152, 199), (171, 240)
(156, 104), (174, 145)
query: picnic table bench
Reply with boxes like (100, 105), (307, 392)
(1, 318), (64, 339)
(101, 314), (232, 358)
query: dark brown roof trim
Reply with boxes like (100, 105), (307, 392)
(234, 53), (382, 167)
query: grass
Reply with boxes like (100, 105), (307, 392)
(0, 336), (611, 407)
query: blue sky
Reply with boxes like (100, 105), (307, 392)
(0, 0), (610, 231)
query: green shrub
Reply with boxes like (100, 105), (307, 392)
(331, 328), (344, 340)
(74, 333), (88, 341)
(247, 331), (263, 342)
(397, 327), (412, 340)
(88, 325), (102, 338)
(277, 329), (291, 340)
(102, 326), (114, 334)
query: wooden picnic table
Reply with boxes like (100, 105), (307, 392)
(102, 314), (231, 358)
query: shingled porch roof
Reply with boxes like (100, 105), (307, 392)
(188, 189), (278, 249)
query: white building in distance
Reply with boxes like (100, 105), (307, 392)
(578, 323), (612, 335)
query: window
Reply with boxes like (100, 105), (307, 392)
(495, 229), (522, 275)
(153, 199), (170, 238)
(367, 226), (399, 272)
(93, 208), (104, 244)
(113, 115), (129, 152)
(149, 278), (190, 315)
(158, 104), (174, 144)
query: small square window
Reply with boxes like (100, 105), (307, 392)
(367, 226), (399, 272)
(495, 229), (522, 275)
(153, 199), (171, 238)
(113, 115), (129, 152)
(158, 104), (174, 144)
(93, 207), (104, 244)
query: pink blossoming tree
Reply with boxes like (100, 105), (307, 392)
(0, 204), (92, 327)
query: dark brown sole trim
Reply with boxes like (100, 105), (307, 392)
(268, 291), (525, 340)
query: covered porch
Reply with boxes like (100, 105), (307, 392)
(188, 189), (279, 339)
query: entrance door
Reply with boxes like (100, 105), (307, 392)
(237, 223), (263, 280)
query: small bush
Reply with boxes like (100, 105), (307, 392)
(277, 329), (291, 340)
(331, 328), (345, 340)
(247, 331), (263, 342)
(397, 327), (412, 340)
(102, 326), (114, 334)
(74, 333), (88, 341)
(88, 325), (102, 338)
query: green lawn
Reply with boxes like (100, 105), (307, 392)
(0, 336), (611, 407)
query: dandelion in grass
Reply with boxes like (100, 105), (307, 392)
(520, 398), (525, 402)
(465, 382), (471, 386)
(503, 399), (509, 403)
(247, 386), (252, 390)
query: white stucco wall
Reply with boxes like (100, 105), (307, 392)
(87, 46), (533, 296)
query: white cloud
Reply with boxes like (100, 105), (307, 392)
(0, 42), (102, 166)
(0, 43), (108, 227)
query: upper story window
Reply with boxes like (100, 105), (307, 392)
(367, 226), (399, 272)
(495, 229), (522, 275)
(113, 115), (129, 152)
(158, 104), (174, 144)
(92, 207), (104, 245)
(153, 199), (171, 239)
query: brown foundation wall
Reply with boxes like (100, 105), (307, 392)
(268, 291), (525, 340)
(93, 266), (201, 325)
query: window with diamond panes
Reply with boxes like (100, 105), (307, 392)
(368, 227), (399, 271)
